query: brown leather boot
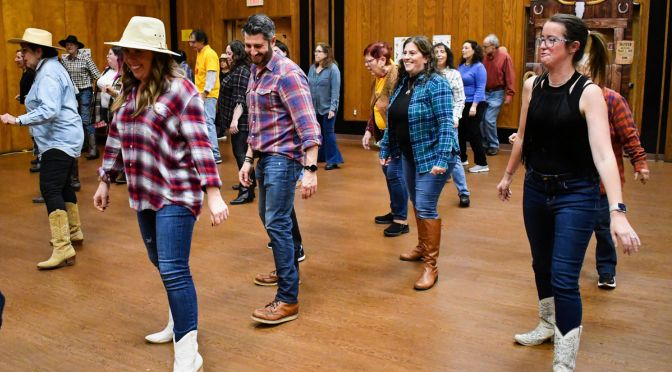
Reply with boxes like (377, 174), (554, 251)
(399, 210), (425, 261)
(251, 300), (299, 324)
(414, 218), (441, 290)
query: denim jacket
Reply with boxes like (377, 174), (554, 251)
(379, 72), (459, 173)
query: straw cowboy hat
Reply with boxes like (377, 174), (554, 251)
(8, 28), (65, 50)
(105, 16), (178, 56)
(59, 35), (85, 49)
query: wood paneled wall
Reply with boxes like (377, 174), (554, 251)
(174, 0), (300, 69)
(343, 0), (528, 127)
(0, 0), (168, 154)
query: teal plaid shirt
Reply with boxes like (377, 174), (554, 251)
(379, 73), (460, 173)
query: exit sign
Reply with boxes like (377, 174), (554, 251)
(247, 0), (263, 6)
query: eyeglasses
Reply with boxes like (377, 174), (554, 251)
(314, 50), (325, 54)
(536, 36), (570, 48)
(364, 58), (376, 65)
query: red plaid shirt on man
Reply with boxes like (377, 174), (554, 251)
(246, 53), (321, 163)
(601, 87), (648, 194)
(99, 78), (222, 216)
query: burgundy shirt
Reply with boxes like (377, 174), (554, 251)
(483, 48), (516, 98)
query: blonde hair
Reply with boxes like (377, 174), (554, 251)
(111, 52), (184, 117)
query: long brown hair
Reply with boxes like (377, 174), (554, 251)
(111, 51), (184, 117)
(314, 42), (336, 67)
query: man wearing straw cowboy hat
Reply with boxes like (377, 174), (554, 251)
(94, 16), (227, 372)
(1, 28), (85, 270)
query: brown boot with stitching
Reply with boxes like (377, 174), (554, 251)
(251, 300), (299, 324)
(399, 210), (425, 261)
(414, 218), (441, 290)
(37, 210), (76, 270)
(65, 202), (84, 245)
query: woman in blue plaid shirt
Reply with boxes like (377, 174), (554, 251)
(379, 36), (460, 290)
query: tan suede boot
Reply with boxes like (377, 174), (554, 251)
(65, 202), (84, 245)
(37, 210), (76, 270)
(414, 218), (441, 290)
(399, 210), (425, 261)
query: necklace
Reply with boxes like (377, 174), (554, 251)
(548, 72), (574, 87)
(405, 78), (416, 95)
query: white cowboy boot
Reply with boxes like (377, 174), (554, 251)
(553, 325), (582, 371)
(145, 309), (174, 344)
(514, 297), (555, 346)
(173, 330), (203, 372)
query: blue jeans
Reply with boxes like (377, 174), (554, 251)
(256, 155), (303, 303)
(76, 88), (94, 136)
(451, 160), (470, 196)
(382, 156), (408, 221)
(316, 113), (344, 165)
(402, 155), (454, 219)
(522, 170), (600, 335)
(137, 205), (198, 342)
(594, 195), (617, 276)
(204, 97), (221, 160)
(480, 89), (505, 149)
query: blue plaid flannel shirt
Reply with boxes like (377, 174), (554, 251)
(379, 72), (460, 173)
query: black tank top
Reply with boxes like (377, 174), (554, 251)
(522, 71), (597, 176)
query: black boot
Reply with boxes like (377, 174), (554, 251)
(29, 161), (41, 173)
(70, 159), (81, 191)
(85, 134), (99, 160)
(230, 186), (255, 205)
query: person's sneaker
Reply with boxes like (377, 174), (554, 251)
(468, 165), (490, 173)
(297, 244), (306, 262)
(267, 241), (272, 249)
(461, 160), (469, 166)
(598, 274), (616, 289)
(32, 195), (45, 204)
(374, 213), (394, 224)
(459, 194), (470, 208)
(486, 148), (499, 156)
(254, 270), (278, 286)
(384, 222), (410, 237)
(251, 300), (299, 325)
(215, 158), (223, 164)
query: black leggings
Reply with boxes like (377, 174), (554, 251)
(40, 149), (77, 214)
(458, 102), (488, 166)
(231, 130), (256, 188)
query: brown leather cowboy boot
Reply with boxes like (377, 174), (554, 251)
(414, 218), (441, 290)
(399, 210), (425, 261)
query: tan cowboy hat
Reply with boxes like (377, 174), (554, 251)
(8, 28), (65, 50)
(105, 16), (179, 56)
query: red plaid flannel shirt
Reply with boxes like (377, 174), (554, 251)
(99, 78), (222, 216)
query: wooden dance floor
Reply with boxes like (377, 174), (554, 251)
(1, 136), (671, 371)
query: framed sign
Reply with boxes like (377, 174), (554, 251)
(247, 0), (264, 6)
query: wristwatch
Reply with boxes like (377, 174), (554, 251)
(609, 203), (627, 213)
(15, 117), (21, 126)
(303, 164), (318, 173)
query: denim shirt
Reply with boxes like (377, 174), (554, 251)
(379, 73), (459, 174)
(18, 57), (84, 158)
(307, 63), (341, 115)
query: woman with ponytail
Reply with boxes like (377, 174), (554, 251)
(496, 14), (640, 371)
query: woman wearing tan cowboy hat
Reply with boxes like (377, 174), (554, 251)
(1, 28), (85, 270)
(92, 16), (228, 372)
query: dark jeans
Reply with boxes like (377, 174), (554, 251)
(269, 208), (303, 249)
(39, 149), (77, 214)
(402, 155), (453, 219)
(317, 113), (344, 165)
(76, 88), (94, 136)
(595, 194), (617, 276)
(231, 130), (256, 188)
(522, 170), (600, 335)
(137, 205), (198, 342)
(256, 155), (303, 303)
(382, 156), (408, 221)
(458, 102), (488, 166)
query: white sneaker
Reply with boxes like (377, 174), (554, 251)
(461, 160), (469, 166)
(469, 165), (489, 173)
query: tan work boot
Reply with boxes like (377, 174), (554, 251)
(399, 210), (425, 261)
(65, 202), (84, 245)
(254, 270), (278, 286)
(38, 210), (76, 270)
(251, 300), (299, 324)
(414, 218), (441, 290)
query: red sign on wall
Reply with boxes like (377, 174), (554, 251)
(247, 0), (264, 6)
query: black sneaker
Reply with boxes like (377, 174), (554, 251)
(598, 274), (616, 289)
(384, 222), (409, 237)
(459, 194), (470, 208)
(297, 244), (306, 262)
(267, 241), (272, 249)
(375, 213), (394, 224)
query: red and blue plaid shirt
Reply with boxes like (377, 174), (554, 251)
(98, 78), (222, 216)
(246, 53), (321, 163)
(601, 87), (648, 194)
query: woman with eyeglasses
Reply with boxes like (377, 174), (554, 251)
(308, 42), (343, 170)
(496, 14), (640, 371)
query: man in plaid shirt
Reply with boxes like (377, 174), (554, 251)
(239, 14), (321, 325)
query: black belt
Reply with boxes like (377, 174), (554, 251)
(527, 169), (579, 183)
(486, 86), (504, 92)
